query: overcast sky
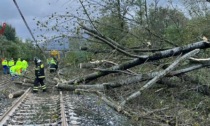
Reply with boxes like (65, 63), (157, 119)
(0, 0), (76, 40)
(0, 0), (187, 42)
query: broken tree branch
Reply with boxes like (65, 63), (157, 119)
(119, 49), (199, 108)
(67, 41), (210, 84)
(58, 57), (210, 92)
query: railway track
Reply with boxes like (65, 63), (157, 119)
(0, 87), (80, 126)
(0, 72), (132, 126)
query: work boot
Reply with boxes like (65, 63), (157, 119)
(32, 90), (38, 93)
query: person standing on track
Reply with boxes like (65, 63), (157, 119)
(15, 58), (22, 75)
(2, 58), (8, 74)
(49, 57), (58, 73)
(8, 58), (15, 74)
(33, 59), (46, 93)
(21, 59), (28, 74)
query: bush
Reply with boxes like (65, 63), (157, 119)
(64, 51), (91, 66)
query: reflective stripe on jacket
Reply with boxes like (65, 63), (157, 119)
(35, 64), (45, 78)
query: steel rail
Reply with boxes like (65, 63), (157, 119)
(60, 91), (68, 126)
(0, 88), (31, 125)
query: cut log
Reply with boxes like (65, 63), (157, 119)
(14, 80), (33, 87)
(80, 60), (117, 69)
(57, 84), (104, 91)
(67, 41), (210, 84)
(23, 79), (34, 84)
(8, 90), (25, 98)
(13, 81), (23, 85)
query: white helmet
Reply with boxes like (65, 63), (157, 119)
(37, 59), (42, 63)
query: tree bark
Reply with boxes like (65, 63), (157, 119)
(14, 81), (33, 87)
(58, 59), (210, 91)
(8, 90), (25, 98)
(119, 49), (199, 108)
(79, 60), (115, 69)
(58, 50), (210, 94)
(67, 41), (210, 84)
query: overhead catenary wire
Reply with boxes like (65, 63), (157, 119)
(13, 0), (46, 59)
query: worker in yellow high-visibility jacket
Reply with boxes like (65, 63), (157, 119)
(22, 59), (28, 73)
(10, 65), (19, 80)
(2, 58), (8, 74)
(49, 57), (58, 73)
(15, 58), (22, 75)
(8, 58), (15, 74)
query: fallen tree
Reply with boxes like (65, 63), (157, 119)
(66, 49), (199, 120)
(57, 49), (210, 91)
(119, 49), (199, 108)
(67, 41), (210, 84)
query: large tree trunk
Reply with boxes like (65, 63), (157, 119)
(67, 41), (210, 84)
(58, 50), (210, 91)
(58, 63), (210, 91)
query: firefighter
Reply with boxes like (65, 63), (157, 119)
(49, 57), (58, 73)
(33, 59), (46, 93)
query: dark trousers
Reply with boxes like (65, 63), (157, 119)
(3, 66), (8, 74)
(50, 64), (58, 73)
(33, 78), (46, 92)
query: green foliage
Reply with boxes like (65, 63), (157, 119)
(164, 25), (184, 45)
(0, 36), (37, 60)
(95, 14), (129, 44)
(64, 51), (91, 66)
(0, 24), (16, 41)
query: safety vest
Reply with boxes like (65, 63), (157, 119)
(8, 60), (15, 67)
(10, 65), (17, 74)
(50, 59), (56, 65)
(2, 60), (7, 66)
(15, 65), (22, 75)
(22, 60), (28, 69)
(16, 60), (22, 66)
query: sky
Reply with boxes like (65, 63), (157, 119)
(0, 0), (188, 42)
(0, 0), (76, 41)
